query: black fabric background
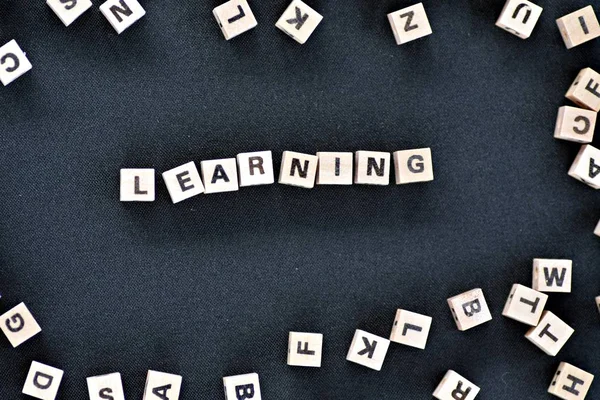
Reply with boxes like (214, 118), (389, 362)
(0, 0), (599, 399)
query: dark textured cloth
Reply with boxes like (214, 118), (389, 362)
(1, 0), (599, 399)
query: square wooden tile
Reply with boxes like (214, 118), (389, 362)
(0, 302), (42, 348)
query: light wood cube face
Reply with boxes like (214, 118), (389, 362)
(447, 288), (492, 331)
(346, 329), (390, 371)
(554, 106), (596, 143)
(22, 361), (64, 400)
(568, 145), (600, 189)
(596, 296), (600, 314)
(87, 373), (125, 400)
(525, 311), (574, 356)
(201, 158), (239, 194)
(566, 68), (600, 112)
(237, 151), (275, 187)
(143, 370), (182, 400)
(354, 151), (390, 185)
(389, 309), (432, 349)
(223, 373), (261, 400)
(393, 148), (434, 184)
(433, 370), (480, 400)
(595, 221), (600, 237)
(162, 162), (205, 203)
(548, 362), (594, 399)
(100, 0), (146, 34)
(502, 284), (548, 326)
(0, 40), (32, 86)
(495, 0), (543, 39)
(287, 332), (323, 367)
(279, 151), (318, 188)
(316, 152), (353, 185)
(276, 0), (323, 44)
(556, 6), (600, 49)
(213, 0), (257, 40)
(388, 3), (432, 45)
(0, 302), (42, 348)
(47, 0), (93, 27)
(120, 168), (155, 202)
(532, 259), (572, 293)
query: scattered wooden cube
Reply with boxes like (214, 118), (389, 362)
(595, 220), (600, 237)
(354, 151), (390, 185)
(200, 158), (239, 194)
(525, 311), (574, 356)
(143, 370), (182, 400)
(237, 151), (275, 187)
(213, 0), (258, 40)
(393, 148), (434, 184)
(433, 370), (480, 400)
(532, 259), (572, 293)
(162, 161), (204, 203)
(548, 362), (594, 399)
(47, 0), (92, 27)
(502, 284), (548, 326)
(0, 302), (42, 348)
(554, 106), (596, 143)
(389, 309), (432, 349)
(346, 329), (390, 371)
(495, 0), (543, 39)
(22, 361), (64, 400)
(287, 331), (323, 367)
(568, 145), (600, 189)
(223, 373), (261, 400)
(596, 296), (600, 314)
(316, 152), (353, 185)
(275, 0), (323, 44)
(0, 40), (32, 86)
(566, 68), (600, 112)
(388, 3), (432, 45)
(556, 6), (600, 49)
(100, 0), (146, 34)
(447, 288), (492, 331)
(120, 168), (155, 202)
(279, 151), (318, 188)
(87, 373), (125, 400)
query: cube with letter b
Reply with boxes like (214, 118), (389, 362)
(532, 259), (572, 293)
(287, 331), (323, 367)
(237, 151), (275, 187)
(22, 361), (64, 400)
(568, 145), (600, 189)
(495, 0), (543, 39)
(447, 288), (492, 331)
(223, 373), (261, 400)
(433, 370), (480, 400)
(393, 148), (434, 184)
(143, 370), (182, 400)
(548, 362), (594, 399)
(87, 373), (125, 400)
(0, 302), (42, 347)
(100, 0), (146, 34)
(346, 329), (390, 371)
(388, 3), (432, 45)
(213, 0), (258, 40)
(389, 309), (432, 349)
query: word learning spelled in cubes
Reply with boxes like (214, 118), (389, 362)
(0, 40), (32, 86)
(0, 302), (42, 347)
(447, 288), (492, 331)
(213, 0), (258, 40)
(87, 373), (125, 400)
(346, 329), (390, 371)
(554, 106), (596, 143)
(223, 373), (261, 400)
(100, 0), (146, 34)
(389, 309), (432, 350)
(143, 370), (182, 400)
(287, 331), (323, 367)
(276, 0), (323, 44)
(502, 284), (548, 326)
(496, 0), (543, 39)
(532, 259), (572, 293)
(47, 0), (93, 27)
(525, 311), (574, 356)
(569, 145), (600, 189)
(388, 3), (432, 45)
(548, 362), (594, 399)
(433, 370), (480, 400)
(22, 361), (64, 400)
(566, 68), (600, 112)
(556, 6), (600, 49)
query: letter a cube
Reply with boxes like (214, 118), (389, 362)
(569, 145), (600, 189)
(346, 329), (390, 371)
(447, 288), (492, 331)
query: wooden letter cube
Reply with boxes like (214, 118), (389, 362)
(120, 168), (155, 202)
(554, 106), (596, 143)
(566, 68), (600, 112)
(389, 309), (432, 349)
(495, 0), (543, 39)
(87, 373), (125, 400)
(393, 148), (434, 184)
(201, 158), (239, 194)
(447, 288), (492, 331)
(346, 329), (390, 371)
(162, 162), (204, 203)
(0, 40), (32, 86)
(556, 6), (600, 49)
(548, 362), (594, 399)
(100, 0), (146, 34)
(354, 151), (390, 185)
(213, 0), (257, 40)
(595, 220), (600, 237)
(279, 151), (318, 188)
(316, 152), (353, 185)
(0, 302), (42, 347)
(388, 3), (432, 45)
(237, 151), (275, 187)
(22, 361), (64, 400)
(287, 331), (323, 367)
(596, 296), (600, 314)
(525, 311), (574, 356)
(276, 0), (323, 44)
(433, 370), (480, 400)
(143, 370), (182, 400)
(502, 284), (548, 326)
(47, 0), (93, 27)
(532, 259), (572, 293)
(568, 145), (600, 189)
(223, 373), (261, 400)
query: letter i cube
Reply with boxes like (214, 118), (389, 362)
(447, 288), (492, 331)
